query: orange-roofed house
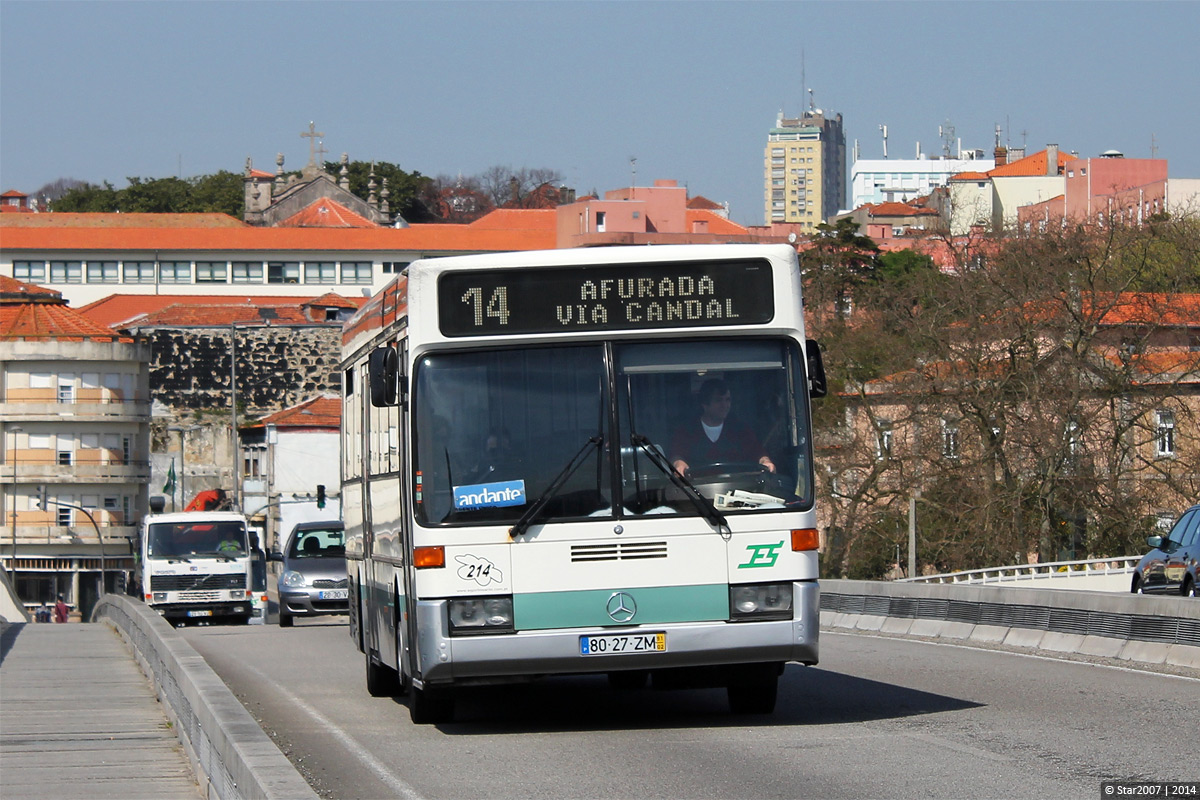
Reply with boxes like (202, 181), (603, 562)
(948, 145), (1074, 235)
(2, 276), (150, 617)
(237, 395), (341, 548)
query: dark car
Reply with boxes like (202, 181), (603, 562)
(1132, 504), (1199, 597)
(270, 520), (349, 626)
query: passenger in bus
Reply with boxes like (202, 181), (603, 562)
(670, 379), (775, 476)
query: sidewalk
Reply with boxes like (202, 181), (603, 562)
(0, 621), (202, 800)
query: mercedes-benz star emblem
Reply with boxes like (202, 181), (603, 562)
(606, 591), (637, 623)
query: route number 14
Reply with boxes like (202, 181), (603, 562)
(460, 287), (510, 327)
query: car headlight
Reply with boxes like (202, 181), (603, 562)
(448, 596), (514, 635)
(729, 582), (793, 621)
(280, 570), (307, 589)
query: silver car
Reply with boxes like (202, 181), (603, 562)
(270, 521), (349, 627)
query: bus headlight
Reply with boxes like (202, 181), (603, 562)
(729, 583), (793, 621)
(280, 570), (306, 589)
(448, 596), (514, 635)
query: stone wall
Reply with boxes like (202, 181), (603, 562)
(147, 325), (340, 415)
(146, 324), (341, 506)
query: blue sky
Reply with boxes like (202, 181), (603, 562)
(2, 1), (1197, 226)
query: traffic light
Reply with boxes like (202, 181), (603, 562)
(34, 485), (47, 510)
(316, 485), (326, 509)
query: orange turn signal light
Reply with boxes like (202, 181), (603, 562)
(414, 545), (446, 569)
(791, 528), (820, 552)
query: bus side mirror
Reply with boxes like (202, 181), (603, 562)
(806, 339), (827, 399)
(369, 346), (400, 407)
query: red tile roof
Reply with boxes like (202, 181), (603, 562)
(78, 293), (368, 328)
(987, 149), (1073, 178)
(279, 198), (377, 228)
(685, 209), (749, 235)
(1, 299), (133, 342)
(1, 275), (62, 301)
(686, 195), (724, 210)
(0, 210), (557, 252)
(867, 201), (939, 217)
(245, 395), (341, 429)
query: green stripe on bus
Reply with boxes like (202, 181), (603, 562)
(514, 584), (728, 630)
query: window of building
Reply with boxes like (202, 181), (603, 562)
(231, 261), (264, 283)
(1156, 410), (1176, 457)
(50, 261), (83, 283)
(942, 420), (960, 459)
(342, 262), (372, 284)
(268, 261), (300, 284)
(14, 261), (47, 282)
(57, 378), (75, 404)
(160, 262), (191, 283)
(876, 422), (893, 460)
(124, 261), (156, 283)
(87, 261), (119, 283)
(382, 261), (410, 274)
(195, 261), (228, 283)
(57, 505), (72, 526)
(304, 262), (337, 284)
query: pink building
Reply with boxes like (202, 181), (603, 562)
(1064, 153), (1167, 225)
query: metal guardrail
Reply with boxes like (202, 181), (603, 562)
(898, 557), (1141, 586)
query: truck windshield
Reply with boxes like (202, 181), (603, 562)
(411, 337), (813, 527)
(147, 521), (248, 558)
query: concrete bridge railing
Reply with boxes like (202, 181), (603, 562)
(821, 579), (1200, 672)
(91, 595), (318, 800)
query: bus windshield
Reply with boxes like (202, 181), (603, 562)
(147, 521), (248, 558)
(413, 337), (813, 526)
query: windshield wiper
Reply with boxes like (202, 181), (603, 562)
(630, 434), (730, 538)
(509, 436), (603, 539)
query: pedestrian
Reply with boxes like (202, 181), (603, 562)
(53, 594), (69, 623)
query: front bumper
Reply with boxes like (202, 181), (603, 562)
(415, 580), (819, 685)
(279, 589), (350, 617)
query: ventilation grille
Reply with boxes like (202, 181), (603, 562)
(571, 541), (668, 563)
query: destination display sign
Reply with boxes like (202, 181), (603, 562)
(437, 259), (775, 337)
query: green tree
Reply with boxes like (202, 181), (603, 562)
(323, 160), (433, 222)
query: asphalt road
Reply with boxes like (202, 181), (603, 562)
(181, 616), (1197, 800)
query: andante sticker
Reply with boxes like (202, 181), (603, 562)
(452, 479), (527, 510)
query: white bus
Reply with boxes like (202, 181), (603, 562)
(342, 244), (827, 723)
(138, 511), (255, 625)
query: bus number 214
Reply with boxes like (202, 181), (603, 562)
(461, 287), (510, 327)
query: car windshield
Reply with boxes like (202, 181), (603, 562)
(147, 521), (248, 557)
(412, 338), (813, 526)
(288, 527), (346, 558)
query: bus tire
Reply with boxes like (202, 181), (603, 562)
(727, 664), (779, 715)
(366, 655), (398, 698)
(409, 685), (454, 724)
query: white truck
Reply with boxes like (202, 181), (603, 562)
(137, 511), (255, 625)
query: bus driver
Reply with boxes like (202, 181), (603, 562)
(670, 379), (775, 477)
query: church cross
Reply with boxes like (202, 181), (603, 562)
(301, 121), (325, 167)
